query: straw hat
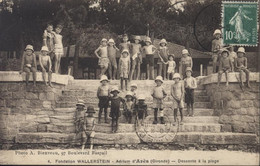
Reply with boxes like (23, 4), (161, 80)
(130, 83), (137, 88)
(237, 47), (245, 54)
(186, 67), (193, 73)
(108, 38), (115, 44)
(168, 54), (175, 59)
(101, 38), (107, 43)
(25, 45), (34, 52)
(213, 29), (221, 36)
(110, 86), (120, 93)
(173, 73), (181, 80)
(125, 91), (133, 98)
(182, 49), (190, 55)
(155, 76), (164, 83)
(41, 46), (49, 52)
(86, 106), (95, 113)
(121, 49), (130, 55)
(138, 95), (146, 100)
(221, 48), (230, 56)
(134, 36), (141, 41)
(145, 37), (152, 44)
(159, 39), (167, 46)
(100, 75), (109, 83)
(76, 99), (85, 107)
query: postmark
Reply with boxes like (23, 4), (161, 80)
(135, 113), (179, 143)
(222, 1), (259, 46)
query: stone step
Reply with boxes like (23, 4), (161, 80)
(56, 101), (212, 109)
(58, 95), (210, 103)
(16, 132), (258, 145)
(47, 115), (219, 124)
(47, 123), (75, 133)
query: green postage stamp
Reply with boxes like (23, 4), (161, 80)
(222, 1), (259, 46)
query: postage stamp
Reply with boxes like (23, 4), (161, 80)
(222, 1), (259, 46)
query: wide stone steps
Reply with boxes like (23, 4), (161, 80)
(56, 101), (211, 109)
(16, 132), (258, 145)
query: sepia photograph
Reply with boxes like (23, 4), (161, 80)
(0, 0), (259, 165)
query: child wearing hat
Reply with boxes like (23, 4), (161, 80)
(184, 67), (197, 116)
(119, 34), (131, 53)
(42, 24), (55, 71)
(211, 29), (223, 73)
(52, 24), (63, 74)
(19, 45), (37, 86)
(82, 106), (96, 150)
(123, 91), (134, 124)
(107, 38), (119, 80)
(75, 99), (86, 134)
(97, 75), (110, 123)
(217, 49), (232, 86)
(119, 49), (131, 91)
(130, 36), (143, 81)
(95, 38), (109, 78)
(161, 54), (176, 80)
(171, 73), (185, 125)
(151, 76), (167, 124)
(142, 37), (157, 80)
(179, 49), (193, 79)
(157, 38), (170, 79)
(130, 83), (138, 104)
(235, 47), (250, 88)
(109, 86), (125, 133)
(228, 46), (237, 72)
(134, 95), (148, 125)
(39, 46), (53, 87)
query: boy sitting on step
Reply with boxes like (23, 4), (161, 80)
(75, 99), (86, 134)
(217, 49), (232, 87)
(82, 106), (96, 150)
(235, 47), (250, 88)
(97, 75), (110, 124)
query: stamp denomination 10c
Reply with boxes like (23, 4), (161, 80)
(222, 1), (259, 46)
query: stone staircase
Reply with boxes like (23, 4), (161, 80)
(16, 79), (258, 147)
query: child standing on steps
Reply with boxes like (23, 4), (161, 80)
(217, 49), (232, 87)
(134, 95), (148, 125)
(123, 92), (134, 124)
(107, 38), (119, 80)
(119, 34), (131, 53)
(39, 46), (53, 87)
(20, 45), (37, 87)
(171, 73), (184, 125)
(82, 106), (96, 150)
(235, 47), (250, 88)
(130, 36), (142, 81)
(211, 29), (223, 73)
(119, 49), (130, 91)
(130, 83), (138, 105)
(97, 75), (110, 124)
(95, 38), (109, 78)
(151, 76), (167, 124)
(143, 37), (157, 80)
(229, 46), (237, 72)
(109, 86), (125, 133)
(157, 39), (169, 79)
(52, 24), (63, 74)
(160, 54), (176, 80)
(184, 67), (197, 117)
(74, 99), (86, 134)
(179, 49), (193, 79)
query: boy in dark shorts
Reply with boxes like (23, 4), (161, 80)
(184, 67), (197, 116)
(39, 46), (53, 87)
(142, 37), (157, 80)
(134, 95), (148, 125)
(217, 49), (232, 86)
(110, 86), (125, 133)
(235, 47), (250, 88)
(97, 75), (110, 123)
(123, 92), (134, 124)
(19, 45), (37, 86)
(82, 106), (96, 150)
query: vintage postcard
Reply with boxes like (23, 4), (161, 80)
(0, 0), (259, 165)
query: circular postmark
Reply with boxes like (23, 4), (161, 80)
(135, 109), (179, 143)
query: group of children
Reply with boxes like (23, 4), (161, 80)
(95, 35), (193, 91)
(212, 29), (250, 87)
(19, 24), (63, 86)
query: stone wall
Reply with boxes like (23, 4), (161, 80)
(200, 73), (260, 135)
(0, 71), (73, 147)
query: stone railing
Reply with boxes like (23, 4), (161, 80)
(199, 72), (260, 135)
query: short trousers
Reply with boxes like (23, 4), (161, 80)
(219, 67), (231, 73)
(236, 68), (250, 73)
(110, 107), (121, 118)
(123, 110), (132, 117)
(167, 67), (175, 74)
(153, 98), (163, 109)
(137, 110), (146, 119)
(40, 65), (51, 73)
(185, 88), (194, 104)
(108, 57), (117, 68)
(132, 57), (141, 67)
(172, 98), (184, 109)
(98, 96), (109, 108)
(146, 54), (154, 66)
(98, 57), (109, 68)
(23, 66), (37, 73)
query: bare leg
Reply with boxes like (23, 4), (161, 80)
(239, 70), (244, 86)
(48, 72), (53, 87)
(125, 78), (128, 91)
(25, 71), (30, 86)
(167, 72), (170, 80)
(158, 64), (162, 77)
(163, 64), (167, 80)
(120, 77), (124, 90)
(42, 71), (47, 85)
(113, 65), (117, 80)
(136, 63), (140, 80)
(173, 109), (177, 125)
(245, 69), (250, 88)
(146, 64), (150, 80)
(54, 53), (59, 73)
(32, 71), (36, 87)
(213, 57), (218, 73)
(179, 108), (183, 124)
(150, 66), (154, 80)
(217, 71), (223, 86)
(57, 54), (61, 74)
(130, 64), (136, 81)
(225, 71), (229, 86)
(108, 63), (112, 79)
